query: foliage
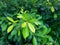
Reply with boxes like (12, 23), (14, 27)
(0, 0), (60, 45)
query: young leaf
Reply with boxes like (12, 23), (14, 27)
(50, 6), (55, 12)
(17, 13), (23, 18)
(28, 23), (35, 33)
(7, 25), (14, 33)
(21, 22), (27, 28)
(7, 16), (14, 23)
(22, 26), (29, 39)
(32, 37), (37, 45)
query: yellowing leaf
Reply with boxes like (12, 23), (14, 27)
(32, 37), (37, 45)
(7, 25), (14, 33)
(7, 17), (14, 23)
(51, 6), (55, 12)
(28, 23), (35, 33)
(22, 27), (29, 39)
(21, 22), (27, 28)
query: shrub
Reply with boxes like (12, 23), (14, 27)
(0, 0), (60, 45)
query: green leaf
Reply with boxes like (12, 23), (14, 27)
(14, 20), (19, 23)
(28, 23), (35, 33)
(51, 6), (55, 12)
(18, 30), (20, 37)
(0, 17), (6, 21)
(8, 30), (17, 39)
(55, 42), (59, 45)
(30, 18), (36, 22)
(34, 21), (43, 25)
(7, 16), (14, 23)
(20, 8), (24, 13)
(7, 25), (14, 33)
(54, 14), (57, 19)
(22, 26), (29, 39)
(21, 22), (27, 28)
(1, 23), (7, 31)
(17, 13), (23, 18)
(11, 30), (17, 37)
(46, 36), (54, 42)
(0, 21), (3, 24)
(47, 42), (53, 45)
(8, 22), (12, 25)
(42, 26), (51, 35)
(32, 37), (37, 45)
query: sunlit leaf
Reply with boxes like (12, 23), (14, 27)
(17, 13), (23, 18)
(51, 6), (55, 12)
(22, 26), (29, 39)
(14, 20), (19, 23)
(30, 18), (36, 22)
(7, 25), (14, 33)
(28, 23), (35, 33)
(7, 16), (14, 23)
(21, 22), (27, 28)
